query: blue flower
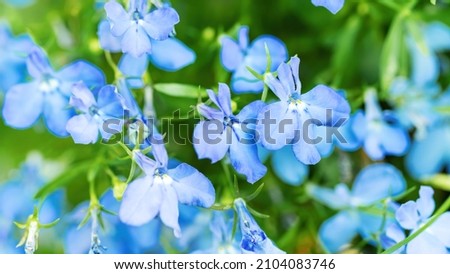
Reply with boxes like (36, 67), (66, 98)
(119, 143), (215, 237)
(234, 198), (285, 254)
(311, 0), (345, 14)
(351, 89), (410, 160)
(193, 83), (267, 183)
(257, 56), (350, 165)
(308, 163), (406, 253)
(382, 186), (450, 254)
(66, 83), (125, 144)
(0, 23), (34, 93)
(220, 26), (288, 93)
(103, 0), (180, 57)
(2, 46), (105, 137)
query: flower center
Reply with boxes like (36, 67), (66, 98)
(39, 77), (59, 93)
(132, 10), (143, 22)
(153, 170), (171, 186)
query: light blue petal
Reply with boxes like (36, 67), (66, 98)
(358, 210), (395, 243)
(119, 176), (161, 226)
(104, 1), (130, 36)
(220, 37), (243, 71)
(118, 54), (148, 83)
(229, 127), (267, 183)
(350, 110), (367, 142)
(43, 92), (74, 137)
(424, 22), (450, 52)
(56, 60), (105, 94)
(379, 123), (410, 156)
(97, 20), (122, 52)
(416, 186), (435, 220)
(66, 114), (99, 144)
(406, 126), (448, 179)
(311, 0), (345, 14)
(231, 64), (264, 93)
(363, 133), (385, 160)
(396, 201), (420, 230)
(238, 26), (249, 50)
(428, 212), (450, 247)
(193, 121), (230, 163)
(26, 47), (53, 79)
(69, 82), (96, 112)
(381, 223), (405, 253)
(197, 104), (224, 121)
(129, 0), (148, 13)
(334, 115), (362, 151)
(97, 85), (124, 117)
(301, 85), (350, 127)
(121, 25), (152, 57)
(406, 231), (448, 254)
(150, 38), (196, 71)
(265, 71), (289, 101)
(257, 101), (297, 150)
(307, 183), (351, 210)
(216, 83), (233, 116)
(2, 82), (43, 129)
(408, 37), (439, 86)
(315, 125), (334, 157)
(271, 145), (309, 186)
(319, 211), (359, 253)
(352, 163), (406, 206)
(133, 151), (157, 175)
(236, 100), (266, 121)
(168, 163), (215, 207)
(151, 142), (169, 168)
(246, 35), (288, 73)
(292, 129), (321, 165)
(159, 185), (181, 237)
(142, 7), (179, 40)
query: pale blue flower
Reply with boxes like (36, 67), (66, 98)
(308, 163), (406, 253)
(257, 56), (350, 165)
(119, 143), (215, 237)
(66, 83), (125, 144)
(193, 83), (267, 183)
(382, 186), (450, 254)
(311, 0), (345, 14)
(234, 198), (285, 254)
(220, 26), (287, 93)
(2, 46), (105, 136)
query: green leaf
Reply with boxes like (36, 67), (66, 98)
(153, 83), (207, 98)
(40, 218), (61, 229)
(422, 174), (450, 191)
(430, 0), (436, 5)
(34, 161), (92, 200)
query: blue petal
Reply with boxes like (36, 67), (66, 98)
(301, 85), (350, 127)
(416, 186), (435, 220)
(2, 82), (43, 129)
(66, 114), (99, 144)
(307, 183), (351, 210)
(381, 223), (405, 253)
(121, 25), (152, 57)
(97, 85), (124, 117)
(292, 124), (321, 165)
(379, 123), (410, 156)
(358, 209), (395, 243)
(158, 185), (181, 237)
(275, 57), (300, 95)
(408, 37), (439, 86)
(231, 65), (264, 94)
(334, 115), (362, 151)
(406, 126), (448, 179)
(197, 104), (224, 121)
(168, 163), (215, 207)
(151, 142), (169, 168)
(350, 110), (367, 142)
(216, 83), (233, 116)
(56, 60), (106, 94)
(104, 1), (130, 36)
(396, 201), (420, 230)
(312, 0), (345, 14)
(26, 47), (53, 79)
(143, 7), (180, 40)
(69, 82), (96, 112)
(246, 35), (288, 73)
(351, 163), (406, 206)
(43, 92), (74, 137)
(119, 176), (161, 226)
(315, 125), (335, 157)
(424, 22), (450, 52)
(118, 54), (148, 84)
(319, 211), (359, 253)
(97, 20), (122, 52)
(220, 37), (244, 71)
(229, 127), (267, 183)
(238, 26), (249, 50)
(133, 150), (157, 175)
(193, 121), (230, 163)
(406, 231), (448, 254)
(428, 212), (450, 247)
(265, 71), (290, 101)
(129, 0), (148, 13)
(236, 100), (266, 121)
(272, 145), (309, 186)
(257, 101), (298, 150)
(150, 38), (196, 71)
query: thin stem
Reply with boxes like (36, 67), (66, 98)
(261, 84), (268, 102)
(382, 195), (450, 254)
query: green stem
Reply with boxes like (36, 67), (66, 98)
(104, 51), (122, 79)
(382, 195), (450, 254)
(261, 84), (268, 102)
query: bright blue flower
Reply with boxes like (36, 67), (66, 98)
(0, 23), (34, 93)
(66, 83), (125, 144)
(234, 198), (285, 254)
(220, 26), (288, 93)
(119, 143), (215, 237)
(103, 0), (180, 57)
(193, 83), (267, 183)
(2, 46), (105, 137)
(311, 0), (345, 14)
(308, 163), (406, 253)
(408, 22), (450, 87)
(64, 190), (163, 254)
(351, 90), (410, 160)
(257, 56), (350, 165)
(382, 186), (450, 254)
